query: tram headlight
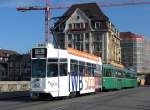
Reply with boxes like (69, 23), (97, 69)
(32, 79), (41, 88)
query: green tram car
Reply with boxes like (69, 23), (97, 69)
(102, 64), (137, 90)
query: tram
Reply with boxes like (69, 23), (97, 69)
(30, 43), (102, 98)
(102, 64), (137, 90)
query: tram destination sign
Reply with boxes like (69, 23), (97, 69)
(32, 48), (47, 58)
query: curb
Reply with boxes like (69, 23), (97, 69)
(0, 91), (30, 100)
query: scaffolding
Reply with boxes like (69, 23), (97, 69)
(144, 39), (150, 74)
(120, 32), (144, 74)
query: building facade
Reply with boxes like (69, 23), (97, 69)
(0, 48), (31, 81)
(8, 54), (31, 81)
(0, 49), (18, 80)
(120, 32), (144, 74)
(144, 39), (150, 85)
(54, 3), (121, 64)
(144, 39), (150, 74)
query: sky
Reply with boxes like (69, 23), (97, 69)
(0, 0), (150, 53)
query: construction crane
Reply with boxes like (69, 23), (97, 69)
(17, 0), (150, 43)
(17, 0), (51, 44)
(98, 1), (150, 7)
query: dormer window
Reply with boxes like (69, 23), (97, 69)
(81, 23), (83, 28)
(68, 23), (84, 30)
(85, 23), (88, 29)
(69, 24), (72, 29)
(95, 22), (101, 29)
(76, 23), (80, 29)
(77, 16), (80, 20)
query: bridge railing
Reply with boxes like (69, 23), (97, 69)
(0, 81), (30, 92)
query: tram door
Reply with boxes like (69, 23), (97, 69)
(47, 60), (60, 96)
(47, 58), (68, 96)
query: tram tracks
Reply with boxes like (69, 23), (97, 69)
(0, 97), (50, 110)
(0, 87), (147, 110)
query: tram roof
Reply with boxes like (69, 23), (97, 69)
(45, 46), (101, 64)
(103, 64), (136, 74)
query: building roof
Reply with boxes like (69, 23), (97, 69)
(63, 3), (108, 21)
(55, 3), (109, 26)
(120, 32), (144, 41)
(9, 53), (30, 62)
(0, 49), (19, 57)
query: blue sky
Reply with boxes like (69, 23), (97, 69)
(0, 0), (150, 53)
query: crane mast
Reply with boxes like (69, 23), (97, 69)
(45, 0), (50, 43)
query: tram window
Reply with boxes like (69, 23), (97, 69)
(48, 58), (67, 63)
(122, 72), (126, 78)
(106, 72), (111, 77)
(105, 68), (112, 77)
(112, 70), (116, 77)
(103, 68), (107, 77)
(91, 64), (96, 76)
(96, 64), (101, 76)
(88, 66), (92, 76)
(60, 59), (67, 62)
(83, 63), (89, 76)
(71, 59), (78, 65)
(103, 68), (106, 77)
(70, 60), (78, 75)
(32, 59), (46, 78)
(60, 63), (67, 76)
(79, 61), (84, 65)
(91, 67), (95, 76)
(48, 59), (58, 62)
(79, 65), (83, 76)
(87, 63), (92, 76)
(117, 72), (122, 78)
(94, 65), (98, 76)
(79, 62), (84, 76)
(120, 71), (124, 78)
(126, 73), (130, 78)
(47, 64), (58, 77)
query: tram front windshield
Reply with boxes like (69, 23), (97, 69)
(32, 59), (46, 78)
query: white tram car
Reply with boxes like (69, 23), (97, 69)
(31, 43), (102, 98)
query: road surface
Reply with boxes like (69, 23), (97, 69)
(0, 86), (150, 110)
